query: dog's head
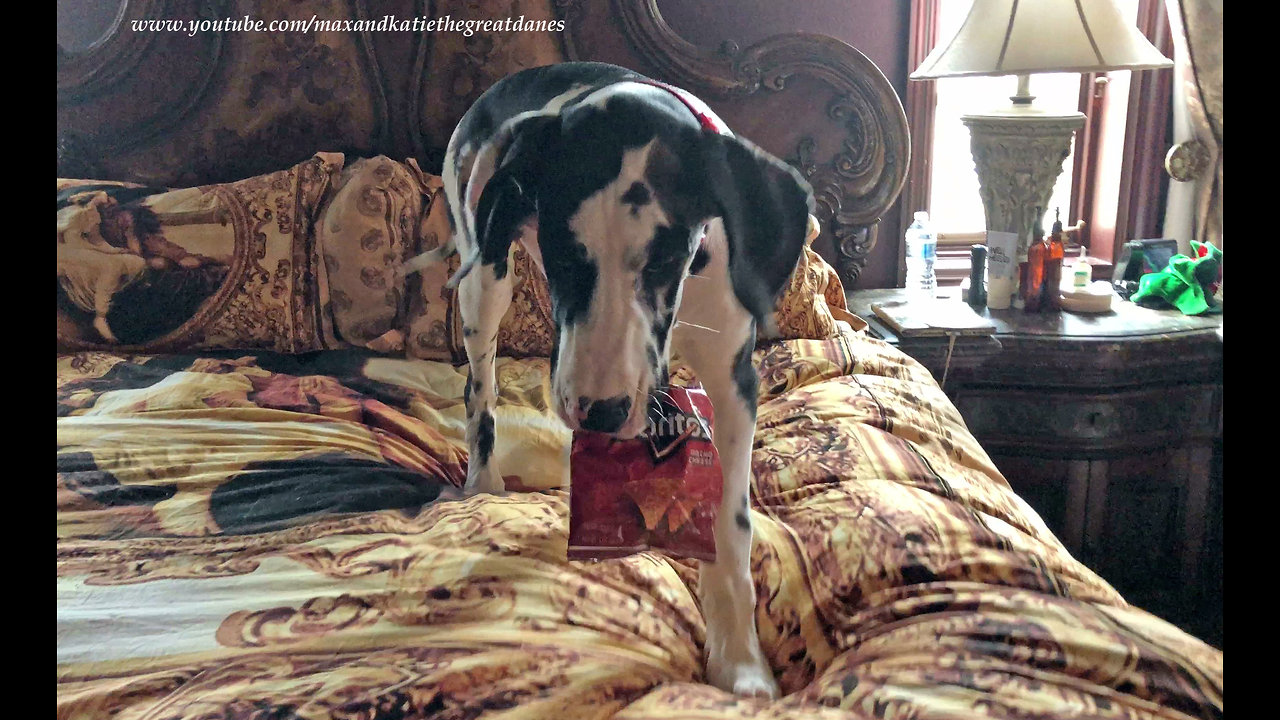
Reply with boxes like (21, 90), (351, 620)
(471, 87), (813, 437)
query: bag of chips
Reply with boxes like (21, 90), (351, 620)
(568, 385), (723, 562)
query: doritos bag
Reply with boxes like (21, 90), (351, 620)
(568, 385), (722, 561)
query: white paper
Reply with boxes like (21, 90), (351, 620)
(985, 231), (1018, 280)
(985, 230), (1018, 309)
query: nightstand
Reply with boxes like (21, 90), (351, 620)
(845, 288), (1004, 383)
(846, 288), (1223, 646)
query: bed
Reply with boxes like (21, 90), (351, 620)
(57, 2), (1223, 718)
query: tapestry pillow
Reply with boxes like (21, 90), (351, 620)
(764, 214), (862, 340)
(316, 156), (426, 353)
(57, 153), (345, 353)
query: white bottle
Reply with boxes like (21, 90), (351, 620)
(1072, 246), (1092, 289)
(905, 211), (937, 299)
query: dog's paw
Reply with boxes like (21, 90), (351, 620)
(707, 654), (779, 699)
(463, 465), (506, 496)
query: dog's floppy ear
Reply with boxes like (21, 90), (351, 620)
(454, 113), (561, 284)
(699, 132), (815, 322)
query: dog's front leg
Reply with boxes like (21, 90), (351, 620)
(674, 312), (778, 699)
(458, 261), (513, 495)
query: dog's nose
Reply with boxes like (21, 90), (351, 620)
(578, 396), (632, 434)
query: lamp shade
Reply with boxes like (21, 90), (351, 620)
(911, 0), (1173, 79)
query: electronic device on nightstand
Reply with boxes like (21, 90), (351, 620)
(1113, 238), (1179, 298)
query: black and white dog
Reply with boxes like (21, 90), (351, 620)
(403, 62), (813, 697)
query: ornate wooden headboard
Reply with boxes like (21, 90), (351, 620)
(57, 0), (909, 288)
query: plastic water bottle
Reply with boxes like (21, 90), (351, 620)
(905, 211), (937, 299)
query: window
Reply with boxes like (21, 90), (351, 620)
(907, 0), (1166, 287)
(928, 2), (1081, 242)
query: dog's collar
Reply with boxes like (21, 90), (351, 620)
(632, 79), (732, 137)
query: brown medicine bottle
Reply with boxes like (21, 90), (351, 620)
(1021, 234), (1046, 312)
(1042, 209), (1065, 311)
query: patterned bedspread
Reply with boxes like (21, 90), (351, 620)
(57, 328), (1223, 719)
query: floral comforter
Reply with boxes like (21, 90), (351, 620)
(56, 327), (1223, 719)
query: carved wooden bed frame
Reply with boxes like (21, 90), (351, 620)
(57, 0), (909, 288)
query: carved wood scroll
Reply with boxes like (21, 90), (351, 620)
(56, 0), (908, 287)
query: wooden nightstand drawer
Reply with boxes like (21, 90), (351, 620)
(955, 384), (1220, 456)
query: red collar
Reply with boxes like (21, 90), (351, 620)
(633, 79), (732, 136)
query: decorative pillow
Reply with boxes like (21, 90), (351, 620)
(57, 153), (345, 353)
(316, 156), (424, 353)
(403, 182), (850, 360)
(764, 215), (855, 341)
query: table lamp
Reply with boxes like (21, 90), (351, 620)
(910, 0), (1173, 277)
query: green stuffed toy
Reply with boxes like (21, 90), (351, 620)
(1130, 241), (1222, 315)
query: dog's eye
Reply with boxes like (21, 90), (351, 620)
(621, 182), (651, 207)
(642, 256), (682, 281)
(543, 247), (584, 277)
(544, 255), (568, 274)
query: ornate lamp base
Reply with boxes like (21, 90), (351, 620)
(962, 110), (1085, 262)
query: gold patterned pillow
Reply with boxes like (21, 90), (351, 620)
(56, 153), (345, 353)
(766, 215), (859, 341)
(316, 156), (424, 353)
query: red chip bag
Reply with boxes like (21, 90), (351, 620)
(568, 385), (722, 561)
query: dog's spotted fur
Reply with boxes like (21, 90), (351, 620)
(403, 61), (813, 698)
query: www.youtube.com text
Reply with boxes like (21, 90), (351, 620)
(130, 14), (566, 38)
